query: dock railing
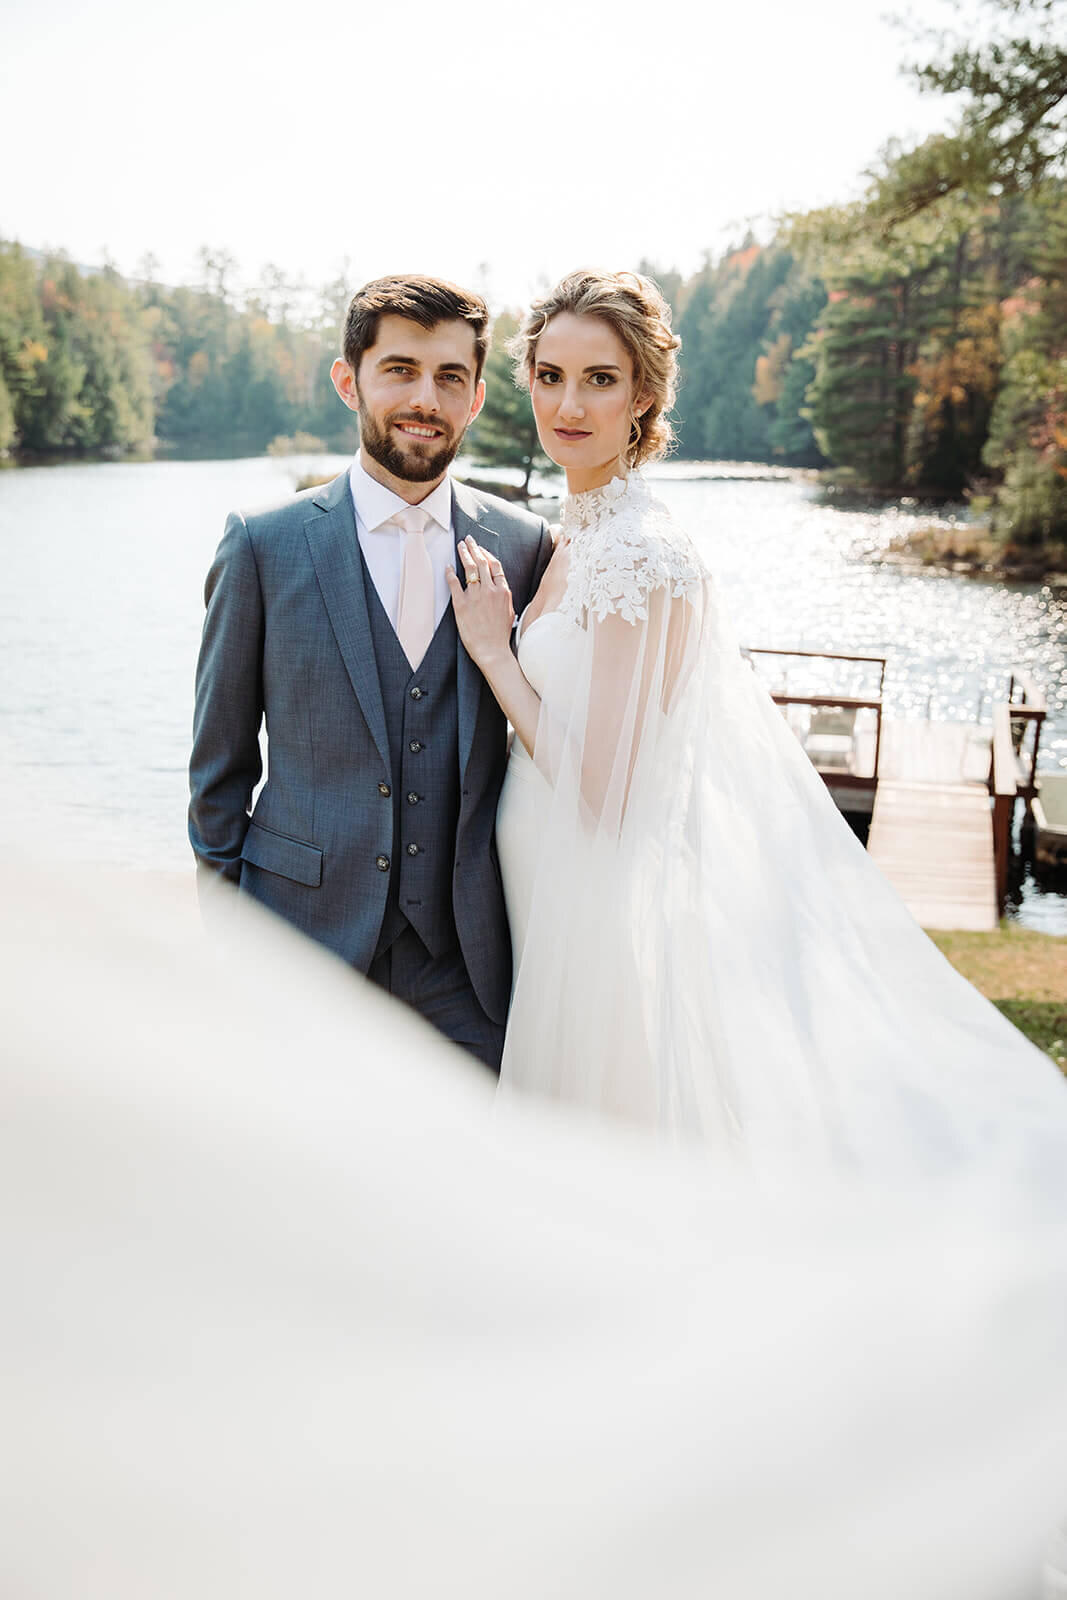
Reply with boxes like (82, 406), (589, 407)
(987, 671), (1047, 913)
(748, 649), (886, 792)
(1004, 671), (1047, 798)
(989, 702), (1018, 913)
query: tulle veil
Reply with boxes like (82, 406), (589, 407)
(4, 854), (1067, 1598)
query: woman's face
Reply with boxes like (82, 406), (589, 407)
(529, 312), (642, 489)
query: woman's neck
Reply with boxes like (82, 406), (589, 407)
(564, 455), (629, 496)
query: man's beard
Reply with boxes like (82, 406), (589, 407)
(357, 395), (464, 483)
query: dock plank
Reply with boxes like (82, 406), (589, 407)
(878, 720), (991, 785)
(868, 780), (997, 931)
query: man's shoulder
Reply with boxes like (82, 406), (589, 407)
(234, 471), (347, 535)
(454, 479), (548, 542)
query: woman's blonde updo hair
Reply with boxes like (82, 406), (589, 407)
(508, 268), (681, 469)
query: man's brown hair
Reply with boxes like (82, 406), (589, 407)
(342, 274), (490, 383)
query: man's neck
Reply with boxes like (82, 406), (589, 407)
(357, 449), (448, 506)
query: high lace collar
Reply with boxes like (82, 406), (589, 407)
(560, 473), (641, 539)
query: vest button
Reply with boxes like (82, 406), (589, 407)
(378, 782), (391, 797)
(409, 740), (422, 754)
(406, 791), (419, 805)
(375, 855), (390, 872)
(406, 843), (420, 856)
(409, 686), (424, 701)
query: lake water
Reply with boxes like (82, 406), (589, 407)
(2, 454), (1065, 927)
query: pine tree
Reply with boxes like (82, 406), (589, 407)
(983, 187), (1067, 545)
(674, 244), (823, 463)
(804, 262), (924, 487)
(762, 267), (827, 465)
(869, 0), (1067, 228)
(0, 370), (14, 454)
(466, 312), (548, 497)
(0, 241), (48, 450)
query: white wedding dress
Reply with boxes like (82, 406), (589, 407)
(496, 472), (1067, 1190)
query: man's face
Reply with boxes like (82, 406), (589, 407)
(332, 314), (486, 486)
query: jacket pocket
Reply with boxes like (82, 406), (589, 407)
(241, 822), (322, 887)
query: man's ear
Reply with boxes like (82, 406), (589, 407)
(468, 376), (487, 426)
(331, 357), (360, 413)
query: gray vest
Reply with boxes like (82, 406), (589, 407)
(363, 555), (461, 960)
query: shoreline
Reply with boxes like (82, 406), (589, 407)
(872, 524), (1067, 586)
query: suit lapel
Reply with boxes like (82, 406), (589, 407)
(304, 473), (392, 778)
(451, 480), (501, 779)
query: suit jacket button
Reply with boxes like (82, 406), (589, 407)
(375, 855), (390, 872)
(378, 782), (391, 797)
(406, 843), (419, 856)
(407, 791), (419, 805)
(409, 740), (422, 753)
(409, 686), (424, 700)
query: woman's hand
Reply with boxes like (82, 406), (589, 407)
(445, 535), (542, 760)
(446, 536), (515, 670)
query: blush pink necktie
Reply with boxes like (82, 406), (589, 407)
(393, 505), (435, 670)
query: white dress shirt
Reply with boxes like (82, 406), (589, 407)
(348, 455), (455, 633)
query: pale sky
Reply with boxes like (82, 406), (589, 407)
(1, 0), (958, 311)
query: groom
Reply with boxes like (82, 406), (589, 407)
(189, 274), (552, 1070)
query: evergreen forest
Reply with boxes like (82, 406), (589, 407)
(1, 0), (1064, 552)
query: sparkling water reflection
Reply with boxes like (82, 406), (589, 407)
(2, 457), (1064, 928)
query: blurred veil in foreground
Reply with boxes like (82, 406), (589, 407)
(3, 858), (1067, 1599)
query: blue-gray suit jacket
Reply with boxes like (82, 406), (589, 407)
(189, 470), (552, 1024)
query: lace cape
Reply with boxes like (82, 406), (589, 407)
(557, 474), (705, 625)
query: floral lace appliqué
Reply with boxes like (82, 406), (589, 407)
(558, 474), (705, 625)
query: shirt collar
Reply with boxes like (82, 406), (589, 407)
(349, 454), (453, 536)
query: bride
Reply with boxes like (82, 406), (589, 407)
(447, 268), (1067, 1184)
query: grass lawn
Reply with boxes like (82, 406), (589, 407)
(928, 923), (1067, 1075)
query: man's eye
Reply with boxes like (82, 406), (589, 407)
(440, 373), (463, 384)
(387, 366), (412, 376)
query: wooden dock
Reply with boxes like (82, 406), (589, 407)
(867, 777), (997, 931)
(760, 650), (1047, 933)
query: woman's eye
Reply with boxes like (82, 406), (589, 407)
(590, 372), (616, 387)
(535, 370), (560, 384)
